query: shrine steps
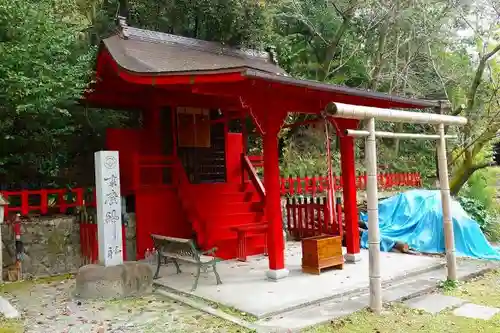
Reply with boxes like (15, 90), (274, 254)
(188, 182), (267, 260)
(202, 202), (263, 215)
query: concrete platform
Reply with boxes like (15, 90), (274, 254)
(153, 242), (443, 318)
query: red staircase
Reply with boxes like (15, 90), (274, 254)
(174, 152), (269, 260)
(175, 167), (267, 260)
(191, 182), (267, 259)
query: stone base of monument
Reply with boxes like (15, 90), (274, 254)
(74, 262), (153, 299)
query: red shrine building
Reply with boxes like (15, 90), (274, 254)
(85, 22), (437, 279)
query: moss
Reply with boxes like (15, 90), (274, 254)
(0, 273), (73, 294)
(46, 230), (66, 254)
(445, 270), (500, 308)
(305, 304), (500, 333)
(0, 318), (23, 333)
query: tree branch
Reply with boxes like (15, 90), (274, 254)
(471, 161), (495, 172)
(465, 43), (500, 116)
(427, 43), (450, 101)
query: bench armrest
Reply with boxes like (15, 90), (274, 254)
(201, 247), (218, 255)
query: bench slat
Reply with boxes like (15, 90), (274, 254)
(151, 234), (192, 244)
(160, 252), (216, 264)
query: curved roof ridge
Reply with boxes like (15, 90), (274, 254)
(122, 26), (274, 63)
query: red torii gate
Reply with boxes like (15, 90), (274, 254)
(84, 22), (439, 279)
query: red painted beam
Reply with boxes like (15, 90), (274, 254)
(339, 128), (360, 258)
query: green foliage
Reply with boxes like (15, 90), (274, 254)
(438, 279), (460, 291)
(457, 168), (500, 241)
(461, 170), (497, 211)
(0, 0), (131, 187)
(0, 0), (94, 113)
(457, 195), (500, 242)
(127, 0), (270, 48)
(0, 0), (499, 195)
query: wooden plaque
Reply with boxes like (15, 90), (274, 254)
(177, 107), (211, 148)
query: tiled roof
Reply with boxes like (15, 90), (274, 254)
(102, 26), (286, 75)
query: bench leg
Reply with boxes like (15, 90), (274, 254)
(154, 252), (161, 279)
(212, 263), (222, 285)
(172, 259), (182, 274)
(192, 266), (201, 291)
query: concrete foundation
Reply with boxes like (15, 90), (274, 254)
(74, 261), (153, 299)
(266, 268), (290, 281)
(154, 242), (444, 318)
(344, 252), (362, 262)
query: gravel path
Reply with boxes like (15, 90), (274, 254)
(1, 277), (245, 333)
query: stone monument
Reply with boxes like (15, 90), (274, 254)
(74, 151), (152, 299)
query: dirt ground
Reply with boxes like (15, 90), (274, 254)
(0, 275), (246, 333)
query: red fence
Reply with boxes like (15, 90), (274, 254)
(0, 188), (96, 219)
(285, 196), (343, 240)
(280, 172), (421, 196)
(77, 210), (127, 264)
(1, 172), (421, 219)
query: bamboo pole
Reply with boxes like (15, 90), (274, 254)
(366, 117), (382, 314)
(324, 119), (336, 228)
(345, 129), (457, 140)
(326, 102), (467, 126)
(437, 123), (457, 280)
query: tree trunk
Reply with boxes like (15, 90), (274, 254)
(449, 159), (494, 195)
(449, 163), (475, 196)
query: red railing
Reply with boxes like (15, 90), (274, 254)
(246, 155), (421, 195)
(132, 154), (177, 190)
(247, 155), (264, 168)
(286, 196), (332, 240)
(0, 188), (96, 219)
(242, 154), (265, 202)
(279, 172), (421, 196)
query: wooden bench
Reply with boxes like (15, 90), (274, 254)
(150, 234), (222, 291)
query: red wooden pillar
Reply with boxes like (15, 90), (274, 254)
(263, 113), (288, 280)
(241, 115), (248, 155)
(339, 130), (361, 262)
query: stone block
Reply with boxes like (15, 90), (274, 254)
(74, 261), (153, 299)
(404, 293), (464, 314)
(453, 303), (500, 320)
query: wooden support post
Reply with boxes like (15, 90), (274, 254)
(339, 133), (361, 262)
(437, 123), (457, 280)
(263, 114), (288, 280)
(366, 117), (382, 314)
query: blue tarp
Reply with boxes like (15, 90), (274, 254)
(360, 189), (500, 260)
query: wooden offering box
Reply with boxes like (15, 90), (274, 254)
(302, 235), (344, 275)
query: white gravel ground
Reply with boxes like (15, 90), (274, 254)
(0, 276), (248, 333)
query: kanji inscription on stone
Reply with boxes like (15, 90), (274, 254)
(95, 151), (123, 266)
